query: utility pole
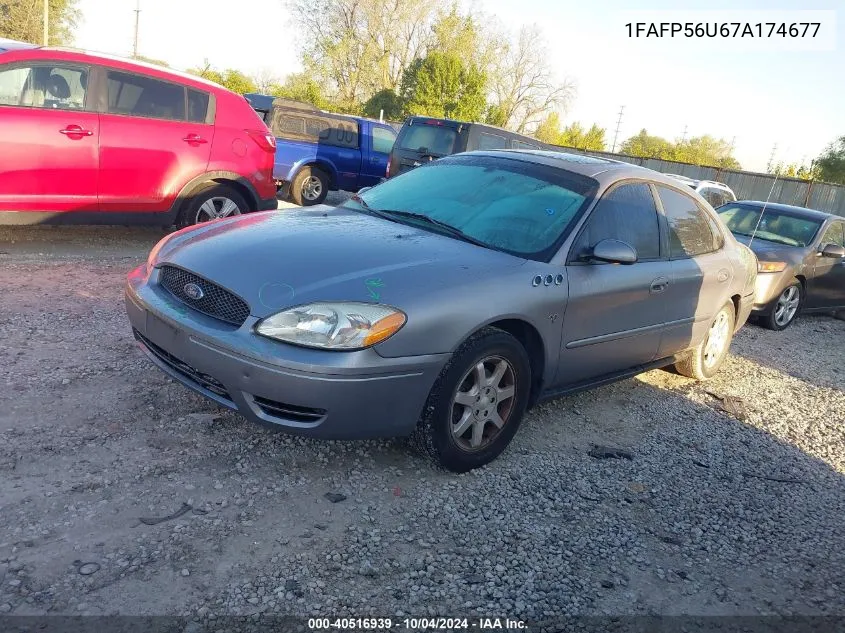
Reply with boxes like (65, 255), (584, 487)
(681, 125), (688, 143)
(611, 105), (625, 153)
(132, 0), (141, 58)
(42, 0), (49, 46)
(766, 143), (777, 172)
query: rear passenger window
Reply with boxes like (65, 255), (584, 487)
(658, 186), (719, 257)
(477, 132), (508, 150)
(575, 183), (661, 260)
(371, 126), (396, 154)
(187, 89), (210, 123)
(107, 71), (185, 121)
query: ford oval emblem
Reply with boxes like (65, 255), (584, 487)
(183, 282), (204, 300)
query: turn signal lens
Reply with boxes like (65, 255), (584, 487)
(362, 312), (407, 346)
(757, 261), (788, 273)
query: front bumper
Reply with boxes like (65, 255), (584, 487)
(125, 266), (449, 439)
(751, 271), (793, 313)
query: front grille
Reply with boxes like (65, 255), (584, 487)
(134, 330), (232, 402)
(158, 265), (250, 326)
(253, 396), (325, 423)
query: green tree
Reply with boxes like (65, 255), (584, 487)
(814, 136), (845, 184)
(362, 88), (404, 120)
(619, 129), (675, 159)
(187, 62), (257, 94)
(533, 112), (562, 144)
(0, 0), (79, 45)
(674, 135), (740, 169)
(268, 72), (329, 110)
(401, 51), (486, 121)
(288, 0), (445, 108)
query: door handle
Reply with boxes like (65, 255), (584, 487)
(650, 277), (670, 293)
(182, 134), (208, 144)
(59, 126), (93, 136)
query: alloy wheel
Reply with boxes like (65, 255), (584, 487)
(774, 286), (800, 327)
(301, 176), (323, 201)
(450, 356), (517, 452)
(195, 196), (241, 223)
(703, 309), (731, 369)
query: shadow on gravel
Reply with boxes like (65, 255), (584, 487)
(728, 314), (845, 392)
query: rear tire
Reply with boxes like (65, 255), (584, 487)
(290, 166), (329, 206)
(410, 327), (531, 472)
(760, 281), (802, 331)
(675, 301), (735, 381)
(177, 184), (248, 228)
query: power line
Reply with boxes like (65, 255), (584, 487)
(611, 105), (625, 153)
(132, 0), (141, 58)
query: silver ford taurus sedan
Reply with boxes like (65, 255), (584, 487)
(125, 150), (757, 471)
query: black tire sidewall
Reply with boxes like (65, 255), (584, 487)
(764, 282), (803, 331)
(424, 330), (531, 472)
(291, 167), (329, 206)
(179, 184), (248, 228)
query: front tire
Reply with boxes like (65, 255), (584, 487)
(675, 301), (736, 380)
(290, 166), (329, 206)
(177, 184), (248, 228)
(411, 327), (531, 472)
(760, 282), (802, 331)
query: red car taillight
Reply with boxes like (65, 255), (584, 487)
(246, 129), (276, 152)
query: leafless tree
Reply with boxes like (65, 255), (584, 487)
(488, 25), (576, 133)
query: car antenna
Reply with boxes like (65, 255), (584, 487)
(748, 167), (781, 249)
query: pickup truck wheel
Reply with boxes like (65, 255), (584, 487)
(290, 167), (329, 206)
(177, 184), (248, 228)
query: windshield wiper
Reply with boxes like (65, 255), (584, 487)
(348, 195), (490, 249)
(375, 209), (491, 248)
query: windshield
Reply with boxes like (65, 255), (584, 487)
(342, 155), (597, 260)
(718, 205), (822, 247)
(397, 123), (458, 155)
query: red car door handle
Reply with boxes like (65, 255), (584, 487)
(183, 135), (208, 144)
(59, 126), (93, 136)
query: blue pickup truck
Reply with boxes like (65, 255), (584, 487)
(253, 97), (397, 206)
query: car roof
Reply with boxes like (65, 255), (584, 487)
(1, 46), (224, 91)
(464, 149), (688, 184)
(729, 200), (834, 221)
(0, 38), (37, 52)
(666, 173), (732, 190)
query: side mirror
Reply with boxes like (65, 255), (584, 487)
(591, 239), (638, 264)
(820, 243), (845, 258)
(357, 186), (372, 195)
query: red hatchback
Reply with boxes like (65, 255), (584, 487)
(0, 47), (277, 226)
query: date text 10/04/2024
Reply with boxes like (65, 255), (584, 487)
(307, 618), (527, 630)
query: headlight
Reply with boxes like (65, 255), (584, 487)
(758, 261), (788, 273)
(255, 302), (407, 350)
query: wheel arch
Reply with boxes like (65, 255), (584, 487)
(476, 318), (546, 410)
(291, 159), (337, 189)
(169, 172), (262, 222)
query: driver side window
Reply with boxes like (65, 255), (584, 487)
(573, 183), (661, 261)
(820, 222), (845, 248)
(0, 64), (88, 109)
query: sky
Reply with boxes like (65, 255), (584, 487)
(73, 0), (844, 172)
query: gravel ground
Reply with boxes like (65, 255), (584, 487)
(0, 218), (843, 629)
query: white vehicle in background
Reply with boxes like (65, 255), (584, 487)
(666, 174), (737, 208)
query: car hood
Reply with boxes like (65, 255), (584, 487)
(732, 234), (807, 263)
(155, 206), (526, 317)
